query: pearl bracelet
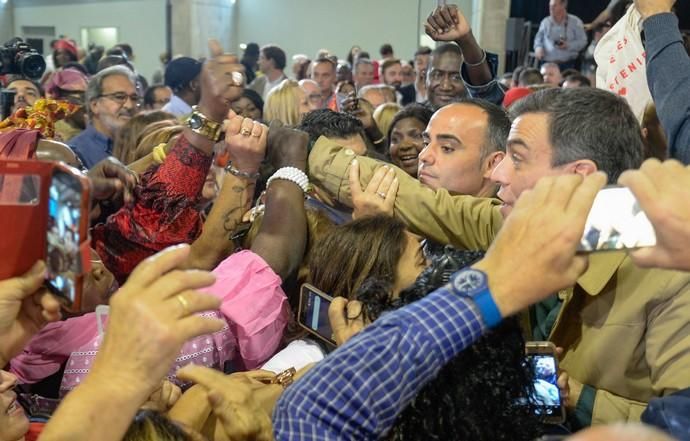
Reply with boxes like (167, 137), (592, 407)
(266, 166), (309, 193)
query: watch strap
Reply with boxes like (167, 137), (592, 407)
(473, 288), (502, 328)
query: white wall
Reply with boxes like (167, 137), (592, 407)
(13, 0), (166, 82)
(234, 0), (474, 70)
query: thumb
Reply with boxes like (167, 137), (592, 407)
(5, 261), (46, 301)
(348, 160), (363, 198)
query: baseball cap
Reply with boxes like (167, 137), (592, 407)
(164, 57), (202, 92)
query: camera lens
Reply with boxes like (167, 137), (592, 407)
(18, 53), (46, 79)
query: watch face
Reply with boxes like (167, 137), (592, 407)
(452, 269), (487, 295)
(188, 114), (203, 130)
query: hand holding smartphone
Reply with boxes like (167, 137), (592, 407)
(297, 283), (336, 346)
(0, 160), (91, 311)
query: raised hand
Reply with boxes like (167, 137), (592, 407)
(223, 110), (268, 174)
(424, 4), (472, 42)
(198, 39), (246, 123)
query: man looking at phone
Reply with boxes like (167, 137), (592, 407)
(353, 58), (375, 90)
(306, 86), (690, 427)
(68, 65), (139, 169)
(534, 0), (588, 70)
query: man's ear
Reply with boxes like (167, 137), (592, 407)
(89, 99), (99, 117)
(571, 159), (598, 177)
(482, 151), (505, 178)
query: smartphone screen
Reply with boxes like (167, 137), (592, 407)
(527, 354), (564, 421)
(298, 284), (335, 345)
(578, 186), (656, 252)
(45, 169), (83, 304)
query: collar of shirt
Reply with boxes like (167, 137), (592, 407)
(162, 94), (193, 117)
(576, 251), (627, 296)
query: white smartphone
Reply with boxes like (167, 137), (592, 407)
(578, 186), (656, 252)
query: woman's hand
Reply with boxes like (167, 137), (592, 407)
(223, 110), (268, 174)
(328, 297), (369, 346)
(349, 160), (399, 219)
(141, 380), (182, 412)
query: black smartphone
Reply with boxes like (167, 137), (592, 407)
(578, 186), (656, 252)
(45, 167), (89, 309)
(525, 342), (566, 424)
(298, 283), (336, 346)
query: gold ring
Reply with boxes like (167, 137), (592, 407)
(241, 128), (251, 136)
(176, 294), (190, 315)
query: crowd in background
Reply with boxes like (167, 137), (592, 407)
(1, 0), (690, 440)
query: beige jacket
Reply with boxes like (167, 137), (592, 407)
(308, 135), (690, 425)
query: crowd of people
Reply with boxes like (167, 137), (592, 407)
(1, 0), (689, 440)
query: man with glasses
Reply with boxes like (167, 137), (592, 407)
(68, 65), (139, 169)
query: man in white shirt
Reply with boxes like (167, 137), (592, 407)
(248, 45), (288, 100)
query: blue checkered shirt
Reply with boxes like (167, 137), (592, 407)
(272, 284), (487, 440)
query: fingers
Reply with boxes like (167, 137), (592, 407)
(128, 244), (191, 287)
(208, 39), (223, 58)
(5, 261), (47, 301)
(439, 5), (456, 28)
(385, 176), (399, 207)
(224, 114), (245, 138)
(256, 123), (269, 151)
(557, 372), (569, 402)
(240, 118), (254, 136)
(37, 290), (62, 323)
(177, 364), (228, 388)
(348, 159), (364, 198)
(328, 296), (349, 337)
(346, 300), (363, 320)
(177, 315), (225, 342)
(427, 8), (443, 34)
(171, 291), (221, 318)
(149, 269), (217, 301)
(365, 165), (390, 194)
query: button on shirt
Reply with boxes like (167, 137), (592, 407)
(162, 94), (192, 118)
(68, 124), (113, 169)
(534, 14), (588, 62)
(273, 282), (487, 440)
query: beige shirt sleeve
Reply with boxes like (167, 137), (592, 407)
(308, 136), (503, 250)
(592, 390), (647, 424)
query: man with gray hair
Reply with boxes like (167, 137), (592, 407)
(68, 65), (139, 168)
(353, 57), (375, 90)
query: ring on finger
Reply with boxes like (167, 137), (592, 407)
(376, 192), (386, 199)
(176, 294), (190, 315)
(241, 128), (252, 136)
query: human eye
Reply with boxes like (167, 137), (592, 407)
(441, 145), (454, 154)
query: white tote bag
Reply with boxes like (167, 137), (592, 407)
(594, 5), (652, 123)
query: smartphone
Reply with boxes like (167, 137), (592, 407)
(578, 186), (656, 252)
(297, 283), (336, 346)
(0, 160), (90, 311)
(525, 341), (565, 424)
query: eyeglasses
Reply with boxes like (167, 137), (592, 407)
(99, 92), (142, 107)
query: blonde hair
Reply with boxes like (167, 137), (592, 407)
(132, 122), (184, 163)
(373, 102), (402, 140)
(264, 79), (303, 126)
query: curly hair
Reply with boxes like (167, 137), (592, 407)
(357, 246), (543, 441)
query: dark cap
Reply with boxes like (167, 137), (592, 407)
(164, 56), (202, 92)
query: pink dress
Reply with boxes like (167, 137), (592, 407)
(11, 250), (288, 395)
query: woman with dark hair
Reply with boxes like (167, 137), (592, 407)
(387, 104), (433, 177)
(304, 215), (543, 440)
(52, 39), (79, 70)
(347, 45), (362, 68)
(230, 88), (264, 121)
